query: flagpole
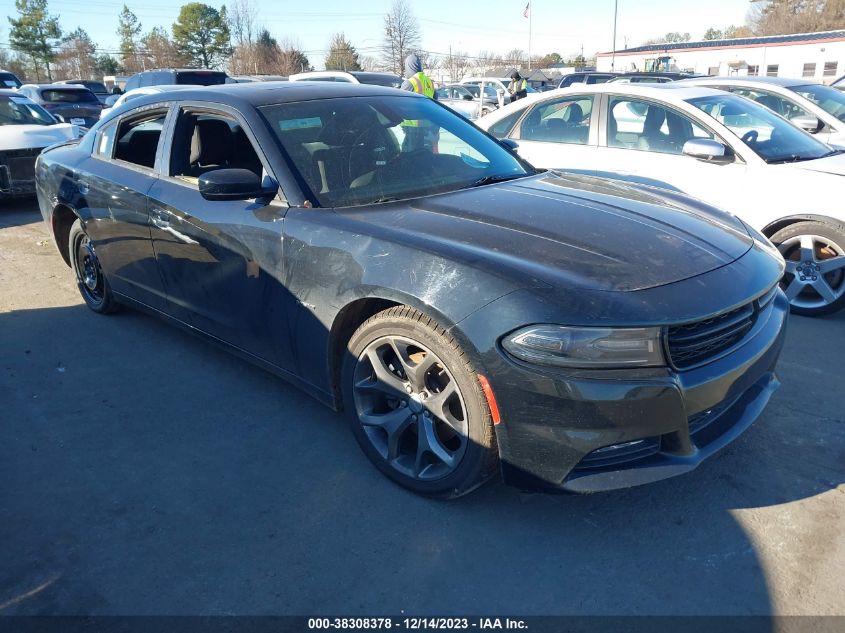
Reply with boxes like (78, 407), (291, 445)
(611, 0), (618, 71)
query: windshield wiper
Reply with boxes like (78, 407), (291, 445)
(465, 174), (527, 188)
(767, 154), (817, 164)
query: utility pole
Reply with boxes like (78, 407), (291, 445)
(611, 0), (618, 71)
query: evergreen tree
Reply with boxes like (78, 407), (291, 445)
(8, 0), (62, 81)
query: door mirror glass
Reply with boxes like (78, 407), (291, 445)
(682, 138), (730, 162)
(198, 168), (275, 201)
(792, 115), (824, 134)
(499, 138), (519, 153)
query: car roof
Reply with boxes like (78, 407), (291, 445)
(679, 76), (813, 88)
(548, 82), (725, 101)
(0, 89), (24, 97)
(23, 83), (96, 91)
(119, 81), (419, 110)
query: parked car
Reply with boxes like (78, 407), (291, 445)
(832, 74), (845, 91)
(0, 89), (78, 197)
(478, 83), (845, 316)
(461, 83), (502, 109)
(680, 76), (845, 147)
(608, 72), (703, 84)
(559, 72), (619, 88)
(461, 77), (512, 105)
(228, 75), (288, 83)
(435, 84), (488, 118)
(17, 83), (102, 128)
(35, 82), (787, 497)
(288, 70), (402, 88)
(0, 70), (22, 89)
(56, 79), (112, 105)
(124, 68), (228, 92)
(99, 84), (200, 118)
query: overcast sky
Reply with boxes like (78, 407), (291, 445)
(8, 0), (753, 67)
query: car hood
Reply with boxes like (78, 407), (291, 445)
(0, 123), (77, 151)
(785, 150), (845, 176)
(347, 172), (754, 292)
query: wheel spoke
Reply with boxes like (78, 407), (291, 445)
(404, 351), (438, 392)
(425, 382), (460, 425)
(414, 416), (454, 476)
(819, 255), (845, 275)
(811, 277), (839, 303)
(783, 260), (798, 274)
(360, 407), (414, 460)
(363, 348), (408, 399)
(783, 276), (806, 301)
(800, 235), (816, 262)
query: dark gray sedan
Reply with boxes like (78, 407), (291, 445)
(17, 83), (103, 128)
(35, 82), (787, 498)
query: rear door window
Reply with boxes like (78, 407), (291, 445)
(517, 95), (594, 145)
(114, 111), (168, 169)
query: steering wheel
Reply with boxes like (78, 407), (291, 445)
(741, 130), (759, 144)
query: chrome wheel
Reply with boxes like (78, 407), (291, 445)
(778, 234), (845, 311)
(352, 335), (468, 481)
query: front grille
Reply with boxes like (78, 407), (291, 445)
(1, 148), (42, 180)
(667, 301), (756, 369)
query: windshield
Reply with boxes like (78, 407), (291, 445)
(791, 83), (845, 122)
(353, 73), (402, 88)
(0, 95), (56, 126)
(175, 71), (227, 86)
(81, 81), (108, 94)
(262, 95), (530, 207)
(41, 89), (98, 103)
(688, 93), (833, 163)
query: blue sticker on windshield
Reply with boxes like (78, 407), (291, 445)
(279, 117), (322, 131)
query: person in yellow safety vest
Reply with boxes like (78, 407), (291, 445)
(399, 53), (439, 151)
(509, 70), (528, 101)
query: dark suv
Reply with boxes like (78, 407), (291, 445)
(0, 70), (22, 89)
(125, 69), (228, 92)
(17, 84), (102, 127)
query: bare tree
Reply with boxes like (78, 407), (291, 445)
(53, 28), (98, 80)
(229, 0), (257, 46)
(277, 37), (311, 75)
(749, 0), (845, 35)
(473, 50), (503, 75)
(502, 48), (527, 69)
(381, 0), (421, 75)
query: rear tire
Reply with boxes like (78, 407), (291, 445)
(770, 220), (845, 317)
(341, 306), (498, 498)
(69, 219), (119, 314)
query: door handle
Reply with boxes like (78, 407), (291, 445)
(150, 208), (170, 228)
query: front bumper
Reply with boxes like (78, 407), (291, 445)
(484, 289), (789, 493)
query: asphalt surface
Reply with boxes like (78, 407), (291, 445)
(1, 198), (844, 616)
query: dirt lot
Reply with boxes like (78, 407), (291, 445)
(1, 198), (844, 616)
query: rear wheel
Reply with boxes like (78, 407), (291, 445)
(771, 220), (845, 316)
(342, 306), (498, 498)
(69, 219), (119, 314)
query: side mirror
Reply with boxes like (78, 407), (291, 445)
(199, 168), (276, 201)
(499, 138), (519, 154)
(792, 115), (824, 134)
(53, 114), (67, 123)
(463, 94), (474, 101)
(682, 138), (731, 163)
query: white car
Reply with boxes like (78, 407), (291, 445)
(288, 71), (402, 88)
(0, 89), (78, 197)
(477, 83), (845, 316)
(461, 77), (511, 106)
(434, 84), (487, 119)
(100, 84), (200, 119)
(679, 76), (845, 147)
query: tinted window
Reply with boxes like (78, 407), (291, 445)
(518, 95), (593, 145)
(0, 72), (22, 88)
(608, 97), (712, 154)
(262, 96), (530, 207)
(792, 83), (845, 123)
(587, 75), (613, 84)
(353, 73), (402, 88)
(689, 94), (832, 163)
(114, 112), (167, 169)
(0, 95), (56, 126)
(40, 89), (98, 103)
(729, 87), (812, 123)
(125, 75), (140, 91)
(67, 80), (108, 93)
(175, 71), (227, 86)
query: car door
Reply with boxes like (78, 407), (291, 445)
(506, 93), (600, 176)
(146, 104), (296, 370)
(76, 106), (171, 310)
(598, 94), (748, 200)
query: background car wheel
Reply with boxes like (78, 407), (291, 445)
(69, 219), (119, 314)
(342, 306), (498, 498)
(771, 220), (845, 317)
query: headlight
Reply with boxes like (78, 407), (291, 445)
(501, 325), (665, 369)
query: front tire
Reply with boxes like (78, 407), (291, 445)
(770, 220), (845, 317)
(342, 306), (498, 498)
(69, 219), (119, 314)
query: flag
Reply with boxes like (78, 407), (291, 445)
(523, 2), (530, 18)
